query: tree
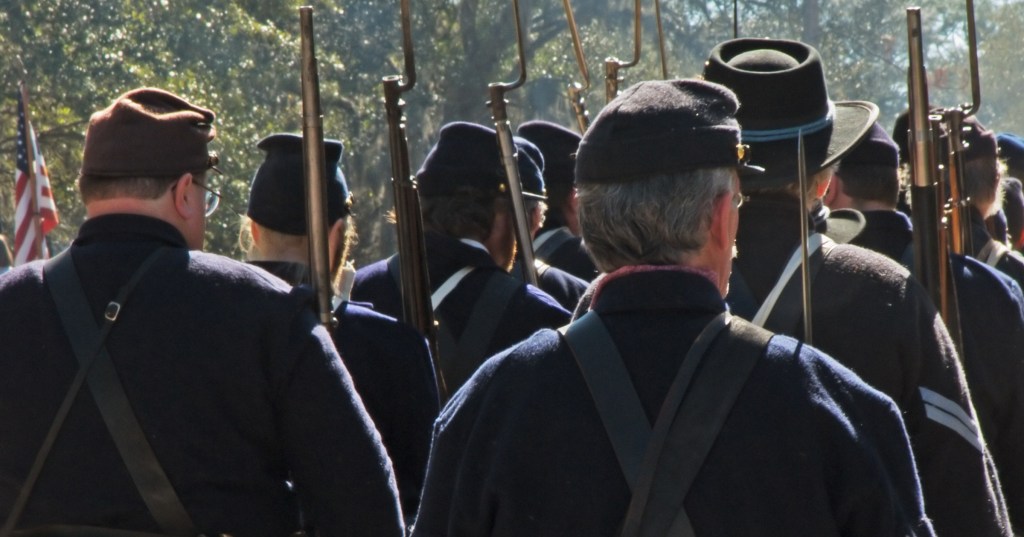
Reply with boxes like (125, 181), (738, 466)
(1, 0), (1019, 266)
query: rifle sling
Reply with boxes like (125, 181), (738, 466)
(5, 247), (196, 536)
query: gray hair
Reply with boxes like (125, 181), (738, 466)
(578, 167), (735, 273)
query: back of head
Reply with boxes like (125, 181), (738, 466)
(79, 87), (219, 202)
(961, 116), (1000, 210)
(574, 79), (752, 272)
(837, 122), (901, 207)
(246, 133), (351, 236)
(416, 121), (545, 239)
(894, 109), (1000, 211)
(702, 38), (878, 192)
(516, 120), (581, 210)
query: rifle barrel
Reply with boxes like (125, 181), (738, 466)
(299, 7), (335, 329)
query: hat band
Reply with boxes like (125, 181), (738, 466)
(741, 101), (835, 142)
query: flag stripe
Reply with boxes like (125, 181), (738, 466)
(13, 86), (58, 264)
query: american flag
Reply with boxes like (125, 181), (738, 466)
(14, 85), (59, 265)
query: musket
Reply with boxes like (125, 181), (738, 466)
(938, 0), (981, 258)
(654, 0), (669, 79)
(562, 0), (591, 134)
(797, 132), (813, 345)
(299, 7), (335, 329)
(605, 0), (642, 103)
(906, 7), (963, 352)
(488, 0), (538, 286)
(383, 0), (448, 402)
(733, 0), (739, 38)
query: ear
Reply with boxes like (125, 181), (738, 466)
(172, 172), (200, 219)
(249, 219), (262, 245)
(816, 174), (832, 200)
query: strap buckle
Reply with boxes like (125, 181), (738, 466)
(104, 301), (121, 322)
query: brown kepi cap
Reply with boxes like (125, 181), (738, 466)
(81, 87), (217, 177)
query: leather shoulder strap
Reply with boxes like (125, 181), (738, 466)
(436, 271), (520, 390)
(560, 312), (652, 490)
(534, 227), (575, 260)
(625, 317), (770, 537)
(19, 248), (196, 536)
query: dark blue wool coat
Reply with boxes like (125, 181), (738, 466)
(534, 225), (600, 282)
(510, 255), (589, 312)
(729, 197), (1011, 537)
(412, 269), (934, 537)
(0, 215), (403, 537)
(351, 231), (571, 392)
(852, 209), (1024, 531)
(971, 208), (1024, 289)
(249, 260), (440, 520)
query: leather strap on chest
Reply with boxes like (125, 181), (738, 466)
(2, 248), (195, 537)
(534, 227), (575, 261)
(561, 312), (769, 537)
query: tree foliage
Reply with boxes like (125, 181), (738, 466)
(1, 0), (1020, 267)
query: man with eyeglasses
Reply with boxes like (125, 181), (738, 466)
(0, 88), (404, 537)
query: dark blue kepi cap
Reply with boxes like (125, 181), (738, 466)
(416, 122), (546, 199)
(517, 120), (581, 189)
(247, 133), (352, 235)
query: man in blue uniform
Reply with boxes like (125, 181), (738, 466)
(0, 88), (404, 537)
(703, 38), (1011, 536)
(826, 121), (1024, 532)
(506, 135), (589, 311)
(516, 120), (599, 282)
(412, 79), (934, 537)
(352, 122), (572, 393)
(242, 132), (440, 521)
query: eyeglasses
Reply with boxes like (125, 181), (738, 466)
(194, 181), (222, 217)
(732, 192), (749, 209)
(169, 180), (221, 217)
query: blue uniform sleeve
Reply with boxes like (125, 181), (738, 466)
(277, 319), (405, 537)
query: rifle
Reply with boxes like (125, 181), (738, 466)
(939, 0), (981, 259)
(654, 0), (669, 79)
(299, 6), (336, 329)
(488, 0), (538, 286)
(905, 6), (966, 353)
(605, 0), (642, 103)
(383, 0), (448, 402)
(733, 0), (739, 38)
(562, 0), (591, 134)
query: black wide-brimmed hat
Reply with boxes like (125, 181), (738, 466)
(247, 133), (352, 236)
(703, 38), (879, 189)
